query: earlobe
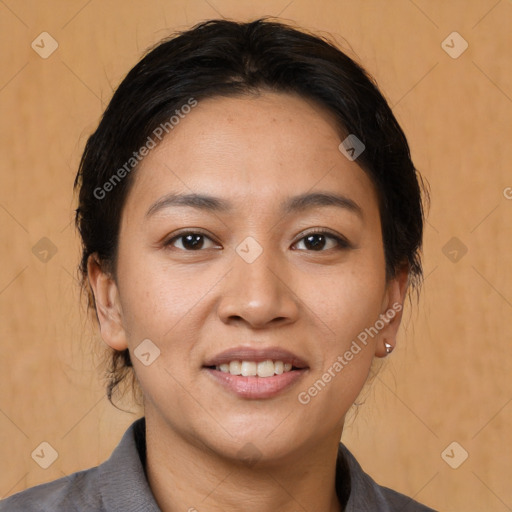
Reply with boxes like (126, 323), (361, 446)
(375, 264), (410, 358)
(86, 254), (128, 351)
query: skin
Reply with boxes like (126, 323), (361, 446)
(88, 91), (409, 512)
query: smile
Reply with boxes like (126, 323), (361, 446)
(203, 347), (309, 399)
(215, 360), (293, 378)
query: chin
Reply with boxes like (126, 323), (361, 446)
(204, 421), (309, 467)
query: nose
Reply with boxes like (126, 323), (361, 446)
(216, 243), (300, 329)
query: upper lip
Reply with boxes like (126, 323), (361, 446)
(203, 346), (308, 369)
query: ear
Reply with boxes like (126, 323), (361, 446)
(87, 254), (128, 351)
(374, 264), (410, 358)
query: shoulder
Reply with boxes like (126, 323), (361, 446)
(339, 443), (439, 512)
(0, 417), (155, 512)
(0, 467), (102, 512)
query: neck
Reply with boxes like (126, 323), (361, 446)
(144, 411), (345, 512)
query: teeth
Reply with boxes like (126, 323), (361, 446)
(216, 360), (295, 377)
(241, 361), (257, 376)
(229, 361), (241, 375)
(257, 360), (275, 378)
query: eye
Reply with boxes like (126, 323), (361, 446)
(164, 231), (219, 251)
(164, 229), (351, 252)
(293, 229), (351, 252)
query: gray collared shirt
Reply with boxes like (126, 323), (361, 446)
(0, 417), (437, 511)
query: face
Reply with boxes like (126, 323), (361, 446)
(89, 91), (408, 463)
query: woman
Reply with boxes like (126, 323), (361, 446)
(1, 18), (436, 511)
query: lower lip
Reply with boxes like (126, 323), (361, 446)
(204, 368), (307, 399)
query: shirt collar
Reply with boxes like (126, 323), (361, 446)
(98, 417), (160, 511)
(98, 417), (354, 511)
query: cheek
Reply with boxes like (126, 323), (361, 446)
(116, 257), (206, 411)
(293, 326), (376, 434)
(116, 252), (213, 341)
(295, 277), (381, 422)
(310, 283), (382, 337)
(305, 260), (386, 344)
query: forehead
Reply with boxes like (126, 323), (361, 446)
(124, 92), (379, 220)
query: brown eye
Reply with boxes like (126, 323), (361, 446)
(293, 231), (351, 252)
(165, 232), (218, 251)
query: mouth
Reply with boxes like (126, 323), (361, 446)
(202, 347), (309, 399)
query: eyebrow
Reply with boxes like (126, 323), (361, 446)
(145, 191), (363, 220)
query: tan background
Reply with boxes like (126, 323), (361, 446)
(1, 1), (511, 510)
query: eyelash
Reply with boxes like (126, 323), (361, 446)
(163, 228), (351, 252)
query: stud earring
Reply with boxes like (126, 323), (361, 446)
(384, 342), (393, 354)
